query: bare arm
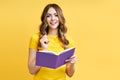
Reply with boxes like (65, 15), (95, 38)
(28, 48), (41, 75)
(28, 35), (49, 75)
(65, 55), (76, 77)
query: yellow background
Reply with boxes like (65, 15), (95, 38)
(0, 0), (120, 80)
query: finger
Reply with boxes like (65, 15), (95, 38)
(40, 34), (48, 39)
(42, 34), (48, 39)
(40, 35), (49, 43)
(44, 40), (49, 44)
(65, 58), (73, 62)
(65, 59), (70, 62)
(43, 37), (49, 44)
(69, 55), (76, 59)
(41, 39), (49, 44)
(65, 57), (77, 63)
(71, 58), (77, 63)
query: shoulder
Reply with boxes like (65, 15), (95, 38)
(29, 32), (40, 45)
(31, 33), (40, 39)
(66, 35), (75, 48)
(29, 33), (40, 49)
(66, 34), (74, 42)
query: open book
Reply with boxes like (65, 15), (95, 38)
(36, 47), (75, 68)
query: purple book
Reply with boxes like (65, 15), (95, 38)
(36, 47), (75, 68)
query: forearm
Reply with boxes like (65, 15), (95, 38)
(65, 55), (76, 77)
(66, 63), (75, 77)
(28, 48), (41, 75)
(28, 58), (40, 75)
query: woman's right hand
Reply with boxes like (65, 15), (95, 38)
(40, 34), (49, 50)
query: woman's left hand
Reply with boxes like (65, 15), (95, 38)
(65, 55), (77, 64)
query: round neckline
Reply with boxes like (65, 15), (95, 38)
(48, 35), (58, 38)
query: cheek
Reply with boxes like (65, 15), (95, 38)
(46, 17), (51, 22)
(56, 17), (59, 21)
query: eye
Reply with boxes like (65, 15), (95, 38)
(46, 15), (50, 17)
(46, 14), (50, 17)
(55, 14), (58, 17)
(54, 13), (58, 17)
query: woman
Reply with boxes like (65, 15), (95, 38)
(28, 3), (77, 80)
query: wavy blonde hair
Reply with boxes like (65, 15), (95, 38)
(38, 3), (69, 49)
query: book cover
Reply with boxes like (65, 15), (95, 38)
(36, 47), (75, 68)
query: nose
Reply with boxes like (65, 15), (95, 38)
(51, 15), (55, 20)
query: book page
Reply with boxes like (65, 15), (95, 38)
(58, 47), (75, 55)
(38, 50), (57, 55)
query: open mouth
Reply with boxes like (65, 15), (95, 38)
(50, 21), (57, 25)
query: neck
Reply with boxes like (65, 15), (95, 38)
(48, 28), (58, 36)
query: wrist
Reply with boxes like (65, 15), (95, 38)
(38, 48), (47, 51)
(42, 48), (47, 51)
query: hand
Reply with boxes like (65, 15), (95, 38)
(40, 34), (49, 50)
(65, 55), (77, 64)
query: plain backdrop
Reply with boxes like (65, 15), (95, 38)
(0, 0), (120, 80)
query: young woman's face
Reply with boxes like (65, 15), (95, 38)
(46, 7), (59, 30)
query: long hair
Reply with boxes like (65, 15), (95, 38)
(38, 3), (69, 49)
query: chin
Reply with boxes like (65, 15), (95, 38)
(50, 27), (58, 29)
(49, 25), (59, 29)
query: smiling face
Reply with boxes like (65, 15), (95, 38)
(39, 4), (69, 46)
(46, 7), (59, 30)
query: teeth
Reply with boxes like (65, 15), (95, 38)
(50, 22), (56, 25)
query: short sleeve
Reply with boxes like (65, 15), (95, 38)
(66, 36), (76, 55)
(29, 33), (39, 49)
(67, 36), (75, 48)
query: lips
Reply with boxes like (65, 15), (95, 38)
(50, 21), (57, 25)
